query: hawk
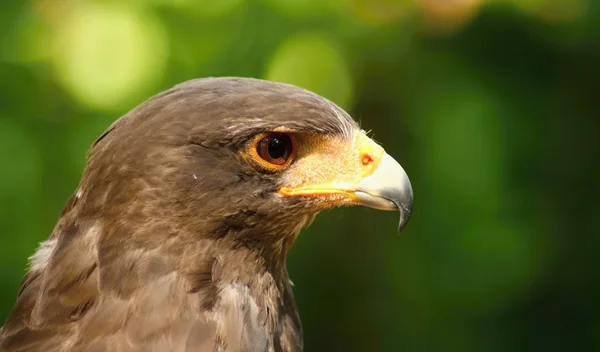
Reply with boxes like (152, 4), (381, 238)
(0, 77), (412, 352)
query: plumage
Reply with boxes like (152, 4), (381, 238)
(0, 77), (413, 352)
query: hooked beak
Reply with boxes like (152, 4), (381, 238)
(354, 152), (413, 231)
(278, 133), (413, 232)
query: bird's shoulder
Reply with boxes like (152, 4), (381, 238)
(0, 222), (218, 351)
(0, 223), (302, 352)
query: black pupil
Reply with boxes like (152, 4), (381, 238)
(267, 137), (287, 159)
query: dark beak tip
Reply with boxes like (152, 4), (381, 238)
(397, 214), (410, 232)
(396, 203), (413, 233)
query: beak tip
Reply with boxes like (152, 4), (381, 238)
(395, 197), (413, 232)
(397, 206), (412, 232)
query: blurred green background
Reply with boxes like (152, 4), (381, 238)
(1, 0), (599, 351)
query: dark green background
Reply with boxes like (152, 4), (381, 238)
(1, 0), (598, 351)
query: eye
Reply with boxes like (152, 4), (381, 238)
(257, 134), (293, 165)
(249, 132), (296, 171)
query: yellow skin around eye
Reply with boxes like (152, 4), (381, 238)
(278, 132), (385, 206)
(241, 128), (386, 208)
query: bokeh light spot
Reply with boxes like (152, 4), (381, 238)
(52, 3), (169, 111)
(419, 0), (483, 34)
(266, 34), (354, 109)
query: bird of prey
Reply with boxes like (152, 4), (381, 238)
(0, 77), (412, 352)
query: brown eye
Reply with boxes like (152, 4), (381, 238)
(257, 133), (294, 165)
(247, 132), (296, 172)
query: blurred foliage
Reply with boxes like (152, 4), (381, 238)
(1, 0), (599, 351)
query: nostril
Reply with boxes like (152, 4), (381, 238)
(361, 154), (374, 166)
